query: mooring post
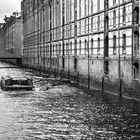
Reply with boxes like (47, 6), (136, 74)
(119, 78), (122, 99)
(102, 76), (104, 94)
(77, 72), (79, 85)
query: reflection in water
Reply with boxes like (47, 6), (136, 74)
(0, 62), (140, 139)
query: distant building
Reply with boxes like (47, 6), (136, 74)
(21, 0), (140, 99)
(0, 13), (22, 63)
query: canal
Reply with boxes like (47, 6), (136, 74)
(0, 62), (140, 140)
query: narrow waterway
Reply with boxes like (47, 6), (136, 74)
(0, 62), (140, 140)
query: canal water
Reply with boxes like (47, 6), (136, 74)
(0, 62), (140, 140)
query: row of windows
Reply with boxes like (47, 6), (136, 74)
(50, 34), (129, 56)
(24, 32), (137, 56)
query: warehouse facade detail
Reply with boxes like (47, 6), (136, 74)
(21, 0), (140, 99)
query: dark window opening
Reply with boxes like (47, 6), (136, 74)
(79, 40), (81, 54)
(70, 42), (72, 55)
(97, 38), (100, 54)
(123, 7), (126, 24)
(122, 34), (126, 54)
(98, 16), (100, 30)
(91, 39), (93, 54)
(133, 62), (139, 79)
(59, 44), (61, 55)
(85, 40), (87, 55)
(134, 31), (139, 56)
(75, 40), (77, 56)
(105, 16), (109, 31)
(133, 7), (139, 24)
(113, 35), (116, 54)
(113, 10), (116, 27)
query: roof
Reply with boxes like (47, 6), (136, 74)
(2, 75), (31, 80)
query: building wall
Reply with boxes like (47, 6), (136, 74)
(22, 0), (140, 99)
(0, 16), (22, 62)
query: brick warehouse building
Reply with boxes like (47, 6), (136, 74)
(21, 0), (140, 99)
(0, 13), (22, 64)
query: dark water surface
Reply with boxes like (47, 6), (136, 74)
(0, 62), (140, 140)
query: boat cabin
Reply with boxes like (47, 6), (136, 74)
(1, 75), (34, 91)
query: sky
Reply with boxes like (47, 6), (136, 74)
(0, 0), (21, 23)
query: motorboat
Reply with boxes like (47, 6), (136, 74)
(1, 75), (34, 91)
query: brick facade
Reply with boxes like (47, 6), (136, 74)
(21, 0), (140, 99)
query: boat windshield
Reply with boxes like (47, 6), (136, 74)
(6, 79), (32, 86)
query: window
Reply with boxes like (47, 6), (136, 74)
(113, 0), (116, 5)
(79, 21), (81, 35)
(59, 44), (61, 55)
(98, 0), (100, 11)
(113, 35), (116, 54)
(105, 16), (109, 31)
(133, 62), (139, 80)
(122, 34), (126, 54)
(66, 43), (69, 55)
(70, 42), (72, 54)
(133, 7), (139, 25)
(85, 40), (87, 54)
(134, 31), (139, 56)
(79, 0), (81, 18)
(97, 38), (100, 54)
(85, 0), (87, 16)
(123, 7), (126, 24)
(113, 10), (116, 27)
(98, 16), (100, 31)
(85, 20), (86, 33)
(56, 44), (58, 55)
(75, 40), (77, 55)
(79, 40), (81, 54)
(91, 0), (93, 13)
(91, 17), (93, 32)
(53, 44), (54, 55)
(91, 39), (93, 54)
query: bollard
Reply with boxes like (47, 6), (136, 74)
(77, 72), (79, 85)
(88, 74), (90, 89)
(102, 76), (104, 94)
(119, 78), (122, 99)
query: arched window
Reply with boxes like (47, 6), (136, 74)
(91, 17), (93, 32)
(56, 44), (58, 55)
(75, 40), (77, 55)
(123, 7), (126, 24)
(98, 16), (100, 30)
(66, 43), (68, 55)
(97, 38), (100, 54)
(122, 34), (126, 54)
(134, 31), (139, 55)
(79, 0), (81, 18)
(97, 0), (100, 11)
(79, 40), (81, 54)
(59, 43), (61, 55)
(133, 62), (139, 80)
(105, 16), (109, 31)
(91, 39), (93, 54)
(70, 42), (72, 55)
(91, 0), (93, 13)
(85, 0), (87, 16)
(85, 40), (87, 54)
(133, 7), (139, 25)
(53, 44), (54, 55)
(113, 35), (116, 54)
(79, 21), (81, 35)
(113, 10), (116, 27)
